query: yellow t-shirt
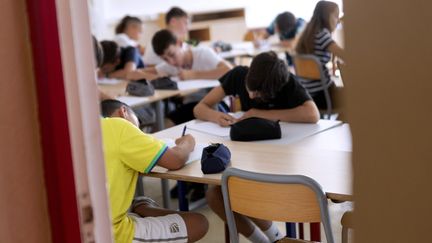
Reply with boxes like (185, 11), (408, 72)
(101, 117), (167, 243)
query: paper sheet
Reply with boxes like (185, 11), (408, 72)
(188, 121), (231, 137)
(161, 138), (207, 164)
(117, 96), (150, 107)
(187, 117), (342, 145)
(175, 80), (220, 91)
(98, 77), (122, 85)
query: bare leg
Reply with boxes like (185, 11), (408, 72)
(132, 204), (209, 242)
(206, 185), (267, 237)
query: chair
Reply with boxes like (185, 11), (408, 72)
(221, 167), (335, 243)
(292, 54), (333, 119)
(341, 211), (354, 243)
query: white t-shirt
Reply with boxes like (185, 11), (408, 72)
(114, 33), (138, 48)
(155, 46), (222, 76)
(144, 42), (189, 66)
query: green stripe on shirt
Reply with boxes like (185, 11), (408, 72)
(144, 144), (168, 173)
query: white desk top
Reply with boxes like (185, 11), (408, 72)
(150, 121), (353, 201)
(98, 79), (220, 107)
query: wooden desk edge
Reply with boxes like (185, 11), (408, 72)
(147, 172), (221, 186)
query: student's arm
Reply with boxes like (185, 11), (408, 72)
(98, 88), (114, 101)
(126, 69), (159, 81)
(143, 66), (158, 74)
(193, 86), (237, 126)
(179, 61), (233, 80)
(239, 100), (320, 123)
(107, 62), (137, 79)
(157, 135), (195, 170)
(327, 42), (345, 61)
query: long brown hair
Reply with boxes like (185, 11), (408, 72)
(296, 1), (339, 54)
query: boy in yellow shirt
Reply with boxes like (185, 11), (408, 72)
(100, 99), (208, 243)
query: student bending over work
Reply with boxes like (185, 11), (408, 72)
(147, 29), (232, 80)
(143, 6), (190, 66)
(194, 51), (319, 126)
(193, 52), (319, 242)
(99, 40), (157, 81)
(100, 99), (208, 243)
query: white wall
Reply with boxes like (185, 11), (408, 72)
(89, 0), (343, 40)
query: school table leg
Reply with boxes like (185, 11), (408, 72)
(310, 222), (321, 241)
(177, 181), (189, 211)
(153, 100), (164, 131)
(286, 222), (296, 238)
(161, 179), (171, 209)
(134, 175), (144, 197)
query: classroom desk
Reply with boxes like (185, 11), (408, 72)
(99, 79), (220, 130)
(149, 122), (353, 202)
(211, 41), (291, 60)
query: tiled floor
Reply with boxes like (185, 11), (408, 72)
(142, 177), (353, 243)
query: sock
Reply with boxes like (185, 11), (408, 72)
(263, 223), (283, 242)
(248, 226), (270, 243)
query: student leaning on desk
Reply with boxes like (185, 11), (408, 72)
(193, 51), (319, 242)
(99, 40), (159, 81)
(143, 6), (190, 66)
(100, 99), (208, 243)
(194, 51), (319, 126)
(145, 29), (232, 80)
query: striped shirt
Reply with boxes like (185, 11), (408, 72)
(301, 28), (334, 93)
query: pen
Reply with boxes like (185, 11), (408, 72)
(181, 125), (187, 136)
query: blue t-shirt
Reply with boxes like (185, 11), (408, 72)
(115, 46), (145, 70)
(266, 18), (306, 41)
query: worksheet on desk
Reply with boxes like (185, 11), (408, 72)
(161, 138), (208, 164)
(187, 112), (242, 137)
(117, 96), (150, 107)
(97, 77), (122, 85)
(187, 117), (343, 145)
(175, 79), (220, 91)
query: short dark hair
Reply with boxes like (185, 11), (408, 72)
(115, 15), (142, 34)
(152, 29), (177, 56)
(165, 7), (188, 24)
(92, 36), (103, 68)
(246, 51), (289, 100)
(100, 41), (120, 65)
(275, 12), (296, 34)
(101, 99), (130, 117)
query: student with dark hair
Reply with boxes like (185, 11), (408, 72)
(100, 99), (208, 243)
(114, 15), (145, 54)
(194, 51), (319, 126)
(99, 40), (157, 81)
(92, 35), (114, 101)
(296, 1), (344, 109)
(93, 36), (103, 67)
(165, 7), (189, 40)
(148, 29), (232, 80)
(144, 6), (190, 66)
(254, 11), (306, 49)
(193, 52), (318, 242)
